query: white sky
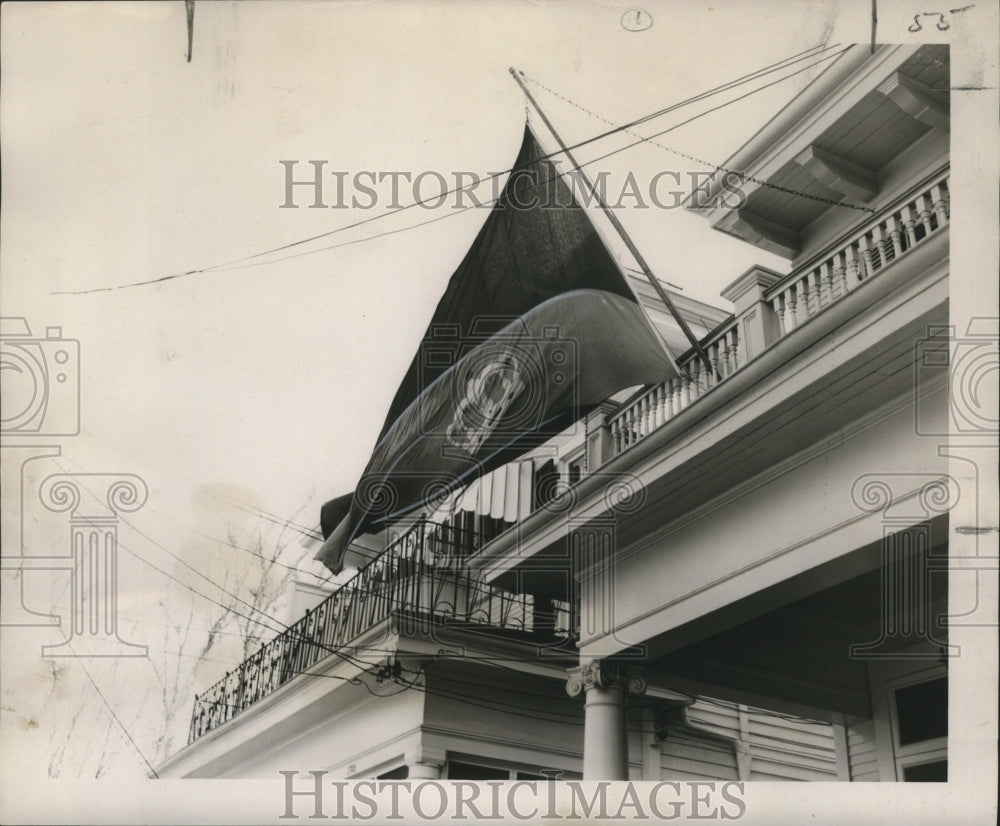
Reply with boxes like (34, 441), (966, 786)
(2, 0), (996, 817)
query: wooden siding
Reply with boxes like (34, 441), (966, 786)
(846, 719), (882, 781)
(660, 725), (740, 781)
(660, 699), (841, 782)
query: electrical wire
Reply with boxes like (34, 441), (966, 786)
(53, 42), (848, 295)
(162, 46), (857, 280)
(66, 643), (161, 778)
(144, 504), (328, 582)
(523, 64), (876, 213)
(79, 439), (323, 542)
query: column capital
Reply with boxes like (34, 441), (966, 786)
(405, 744), (446, 769)
(566, 659), (646, 697)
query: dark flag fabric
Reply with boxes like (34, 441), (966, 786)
(317, 125), (677, 573)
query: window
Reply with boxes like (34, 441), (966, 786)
(869, 658), (948, 782)
(562, 449), (586, 487)
(446, 761), (511, 780)
(902, 761), (947, 782)
(445, 758), (577, 780)
(532, 460), (559, 510)
(890, 672), (948, 782)
(895, 677), (947, 745)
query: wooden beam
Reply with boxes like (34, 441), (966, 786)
(648, 654), (873, 718)
(795, 144), (879, 203)
(878, 71), (950, 131)
(722, 209), (800, 259)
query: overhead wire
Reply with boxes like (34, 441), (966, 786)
(65, 642), (161, 778)
(47, 456), (847, 737)
(522, 66), (874, 213)
(143, 504), (327, 582)
(184, 41), (850, 279)
(53, 42), (848, 295)
(80, 439), (323, 542)
(198, 46), (862, 275)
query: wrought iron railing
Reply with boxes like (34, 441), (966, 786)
(188, 519), (573, 743)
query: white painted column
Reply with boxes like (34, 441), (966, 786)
(405, 744), (445, 779)
(408, 763), (441, 780)
(567, 660), (646, 780)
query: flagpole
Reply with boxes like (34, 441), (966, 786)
(509, 67), (718, 380)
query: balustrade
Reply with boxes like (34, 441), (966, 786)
(608, 170), (949, 458)
(769, 171), (949, 337)
(609, 320), (741, 455)
(188, 519), (570, 743)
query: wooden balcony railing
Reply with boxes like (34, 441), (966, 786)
(610, 318), (742, 454)
(608, 169), (949, 459)
(188, 520), (573, 743)
(767, 171), (949, 337)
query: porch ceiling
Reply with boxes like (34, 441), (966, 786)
(716, 45), (948, 255)
(644, 517), (949, 719)
(740, 89), (935, 233)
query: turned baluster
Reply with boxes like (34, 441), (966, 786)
(832, 251), (847, 299)
(690, 360), (703, 402)
(858, 233), (875, 279)
(786, 287), (801, 332)
(843, 242), (860, 290)
(707, 341), (720, 387)
(817, 260), (833, 307)
(917, 190), (935, 235)
(886, 213), (905, 259)
(872, 223), (891, 268)
(792, 279), (809, 326)
(679, 367), (691, 410)
(931, 181), (949, 225)
(772, 294), (787, 336)
(900, 202), (919, 249)
(727, 328), (741, 372)
(669, 374), (681, 414)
